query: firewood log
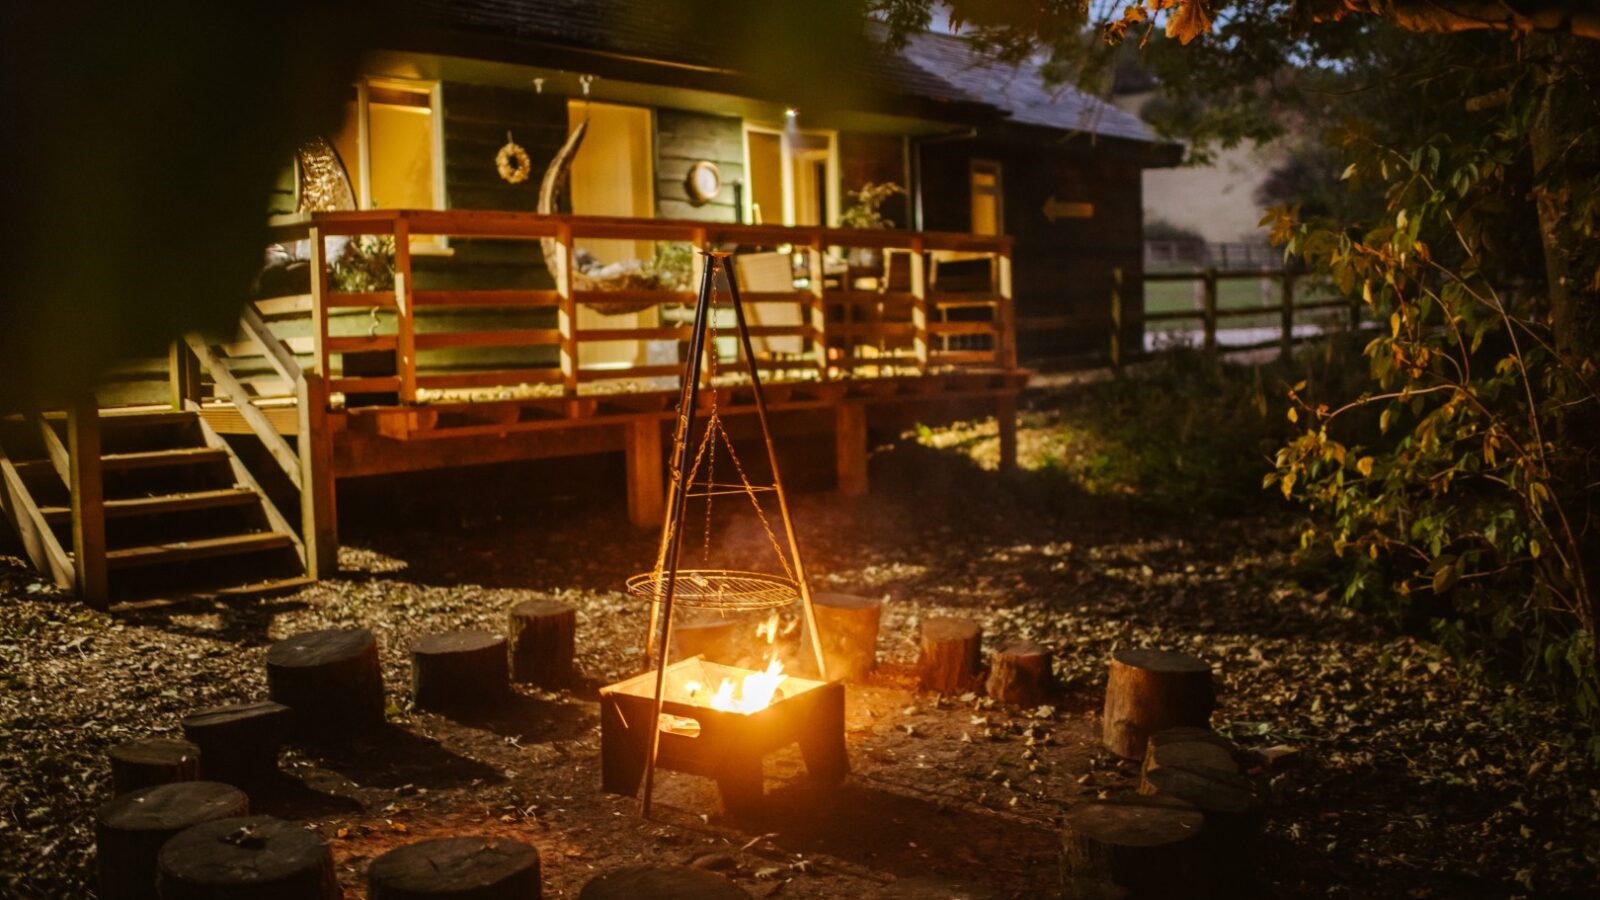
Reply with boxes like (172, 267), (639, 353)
(917, 617), (982, 693)
(803, 592), (883, 681)
(578, 864), (752, 899)
(1101, 649), (1214, 759)
(1139, 727), (1240, 790)
(411, 630), (510, 714)
(985, 640), (1056, 706)
(265, 627), (385, 740)
(369, 836), (541, 899)
(108, 737), (200, 795)
(156, 815), (338, 899)
(95, 781), (247, 900)
(1059, 794), (1208, 895)
(507, 599), (577, 688)
(179, 701), (291, 788)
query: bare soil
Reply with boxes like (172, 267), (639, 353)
(1, 400), (1596, 898)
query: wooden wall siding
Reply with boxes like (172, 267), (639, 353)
(838, 132), (909, 228)
(442, 82), (570, 213)
(653, 108), (743, 223)
(920, 137), (1145, 358)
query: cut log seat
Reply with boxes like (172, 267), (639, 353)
(411, 630), (510, 713)
(179, 701), (291, 788)
(917, 617), (983, 693)
(368, 836), (542, 899)
(804, 592), (883, 681)
(985, 640), (1056, 707)
(1059, 794), (1208, 895)
(508, 599), (577, 688)
(265, 627), (385, 740)
(1101, 649), (1215, 759)
(156, 815), (339, 899)
(95, 781), (248, 900)
(108, 737), (201, 795)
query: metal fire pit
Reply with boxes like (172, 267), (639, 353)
(600, 657), (848, 815)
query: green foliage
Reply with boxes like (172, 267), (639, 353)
(839, 181), (906, 229)
(329, 235), (395, 293)
(1265, 37), (1600, 714)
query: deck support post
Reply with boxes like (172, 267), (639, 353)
(168, 340), (201, 411)
(835, 402), (868, 497)
(625, 418), (664, 529)
(297, 373), (337, 579)
(997, 392), (1018, 474)
(67, 394), (107, 608)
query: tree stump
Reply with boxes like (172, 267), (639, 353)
(109, 737), (201, 795)
(1101, 649), (1215, 759)
(156, 815), (339, 899)
(670, 617), (746, 666)
(508, 599), (577, 688)
(265, 627), (385, 740)
(95, 781), (248, 900)
(179, 701), (292, 788)
(369, 836), (541, 899)
(802, 592), (883, 681)
(1139, 727), (1240, 789)
(917, 617), (982, 693)
(985, 640), (1056, 706)
(1059, 794), (1208, 896)
(412, 630), (509, 713)
(578, 864), (751, 899)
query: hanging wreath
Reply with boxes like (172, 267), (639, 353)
(496, 132), (531, 184)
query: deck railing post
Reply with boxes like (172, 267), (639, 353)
(1110, 267), (1124, 378)
(997, 247), (1016, 369)
(309, 226), (330, 379)
(66, 394), (107, 608)
(168, 340), (200, 411)
(807, 238), (828, 380)
(910, 238), (929, 373)
(1202, 266), (1219, 356)
(393, 218), (418, 403)
(556, 223), (579, 400)
(1280, 272), (1297, 362)
(297, 372), (337, 579)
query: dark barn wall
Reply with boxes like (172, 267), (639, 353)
(838, 132), (909, 228)
(654, 108), (743, 223)
(919, 134), (1146, 361)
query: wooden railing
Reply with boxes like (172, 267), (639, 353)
(261, 210), (1016, 408)
(1110, 266), (1360, 371)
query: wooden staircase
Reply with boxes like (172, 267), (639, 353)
(0, 405), (311, 604)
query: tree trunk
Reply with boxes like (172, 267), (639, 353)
(917, 617), (983, 694)
(369, 836), (542, 899)
(578, 864), (752, 899)
(802, 592), (883, 681)
(156, 815), (338, 899)
(1101, 649), (1214, 759)
(411, 630), (510, 714)
(95, 781), (248, 900)
(265, 627), (385, 741)
(985, 640), (1056, 707)
(179, 701), (291, 789)
(108, 737), (200, 795)
(508, 599), (577, 688)
(1059, 794), (1208, 895)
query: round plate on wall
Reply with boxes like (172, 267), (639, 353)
(683, 160), (722, 206)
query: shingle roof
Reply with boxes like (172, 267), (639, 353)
(405, 1), (1161, 143)
(894, 31), (1159, 144)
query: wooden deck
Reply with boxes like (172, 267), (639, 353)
(5, 210), (1027, 604)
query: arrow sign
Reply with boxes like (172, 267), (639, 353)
(1042, 196), (1094, 223)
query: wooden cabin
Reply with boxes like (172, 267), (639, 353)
(0, 5), (1179, 605)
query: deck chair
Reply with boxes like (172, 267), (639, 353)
(733, 252), (803, 358)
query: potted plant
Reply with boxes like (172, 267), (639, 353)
(839, 182), (905, 274)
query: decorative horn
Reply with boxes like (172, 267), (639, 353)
(539, 119), (589, 286)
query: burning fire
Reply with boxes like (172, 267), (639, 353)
(675, 614), (788, 714)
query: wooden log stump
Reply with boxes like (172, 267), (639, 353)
(265, 627), (385, 740)
(369, 836), (541, 899)
(917, 617), (982, 693)
(156, 815), (339, 899)
(412, 630), (509, 714)
(95, 781), (248, 900)
(179, 701), (291, 788)
(670, 617), (745, 666)
(1101, 649), (1215, 759)
(985, 640), (1056, 707)
(579, 864), (752, 899)
(1139, 727), (1240, 789)
(508, 599), (577, 688)
(109, 737), (201, 795)
(802, 592), (883, 681)
(1059, 794), (1208, 896)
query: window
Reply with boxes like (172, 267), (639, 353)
(331, 78), (442, 211)
(743, 123), (839, 226)
(970, 160), (1003, 236)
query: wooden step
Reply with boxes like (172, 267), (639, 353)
(106, 532), (296, 569)
(101, 447), (229, 471)
(39, 487), (259, 526)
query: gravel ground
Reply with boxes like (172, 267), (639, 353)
(1, 394), (1596, 898)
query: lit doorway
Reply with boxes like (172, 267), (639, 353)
(742, 123), (838, 226)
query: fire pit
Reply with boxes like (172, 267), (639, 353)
(601, 656), (847, 815)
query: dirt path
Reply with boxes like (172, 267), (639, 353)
(1, 408), (1596, 897)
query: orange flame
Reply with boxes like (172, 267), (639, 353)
(707, 658), (786, 714)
